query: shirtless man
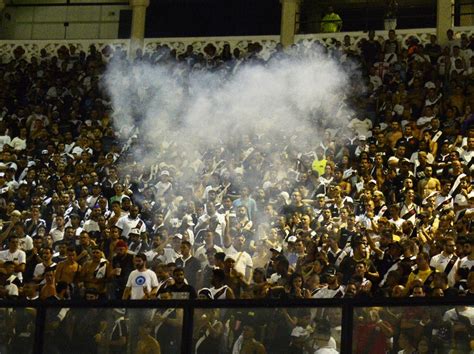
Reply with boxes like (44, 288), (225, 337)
(418, 165), (441, 198)
(55, 247), (81, 286)
(79, 246), (110, 297)
(385, 121), (403, 149)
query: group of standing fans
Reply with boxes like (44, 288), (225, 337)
(0, 28), (472, 353)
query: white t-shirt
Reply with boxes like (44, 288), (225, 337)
(9, 137), (26, 151)
(314, 348), (339, 354)
(348, 118), (373, 137)
(430, 253), (459, 287)
(116, 216), (146, 239)
(195, 245), (223, 266)
(126, 269), (159, 300)
(18, 236), (33, 252)
(443, 307), (474, 325)
(223, 246), (253, 276)
(33, 262), (57, 279)
(313, 285), (345, 298)
(50, 227), (65, 243)
(0, 249), (26, 281)
(83, 219), (100, 233)
(0, 135), (11, 151)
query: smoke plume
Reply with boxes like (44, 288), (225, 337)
(105, 45), (357, 182)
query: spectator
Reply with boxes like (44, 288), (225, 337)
(320, 6), (342, 33)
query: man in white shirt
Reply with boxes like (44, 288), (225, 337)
(313, 267), (345, 298)
(223, 234), (253, 281)
(0, 236), (26, 282)
(116, 204), (146, 239)
(50, 214), (65, 243)
(194, 230), (223, 267)
(14, 222), (33, 252)
(348, 116), (373, 138)
(430, 237), (459, 287)
(83, 206), (102, 233)
(122, 253), (159, 300)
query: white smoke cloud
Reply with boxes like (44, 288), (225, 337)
(105, 46), (356, 183)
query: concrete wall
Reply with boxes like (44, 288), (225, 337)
(460, 4), (474, 26)
(1, 0), (130, 39)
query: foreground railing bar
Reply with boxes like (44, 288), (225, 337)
(181, 302), (195, 354)
(0, 297), (471, 309)
(340, 301), (354, 354)
(33, 306), (46, 354)
(1, 297), (470, 354)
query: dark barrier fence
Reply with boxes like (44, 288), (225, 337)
(0, 297), (472, 354)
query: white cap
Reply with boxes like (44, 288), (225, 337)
(343, 196), (354, 204)
(173, 233), (183, 240)
(7, 162), (17, 171)
(287, 235), (297, 243)
(160, 170), (170, 176)
(393, 104), (404, 115)
(270, 246), (283, 253)
(424, 81), (436, 89)
(388, 156), (399, 164)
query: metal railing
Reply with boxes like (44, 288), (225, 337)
(0, 296), (472, 354)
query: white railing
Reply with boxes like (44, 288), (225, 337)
(1, 27), (473, 62)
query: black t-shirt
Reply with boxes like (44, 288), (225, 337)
(166, 283), (197, 300)
(111, 253), (135, 289)
(361, 40), (381, 63)
(339, 256), (377, 285)
(339, 228), (358, 250)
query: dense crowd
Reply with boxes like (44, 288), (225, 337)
(0, 28), (472, 353)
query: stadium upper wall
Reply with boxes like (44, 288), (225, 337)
(1, 26), (473, 63)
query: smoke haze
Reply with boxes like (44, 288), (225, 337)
(105, 46), (357, 178)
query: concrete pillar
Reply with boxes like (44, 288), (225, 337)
(129, 0), (149, 56)
(280, 0), (300, 47)
(437, 0), (454, 45)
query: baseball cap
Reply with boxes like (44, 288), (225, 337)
(129, 228), (140, 235)
(270, 246), (283, 253)
(10, 210), (21, 217)
(424, 81), (436, 89)
(323, 266), (337, 277)
(287, 235), (297, 243)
